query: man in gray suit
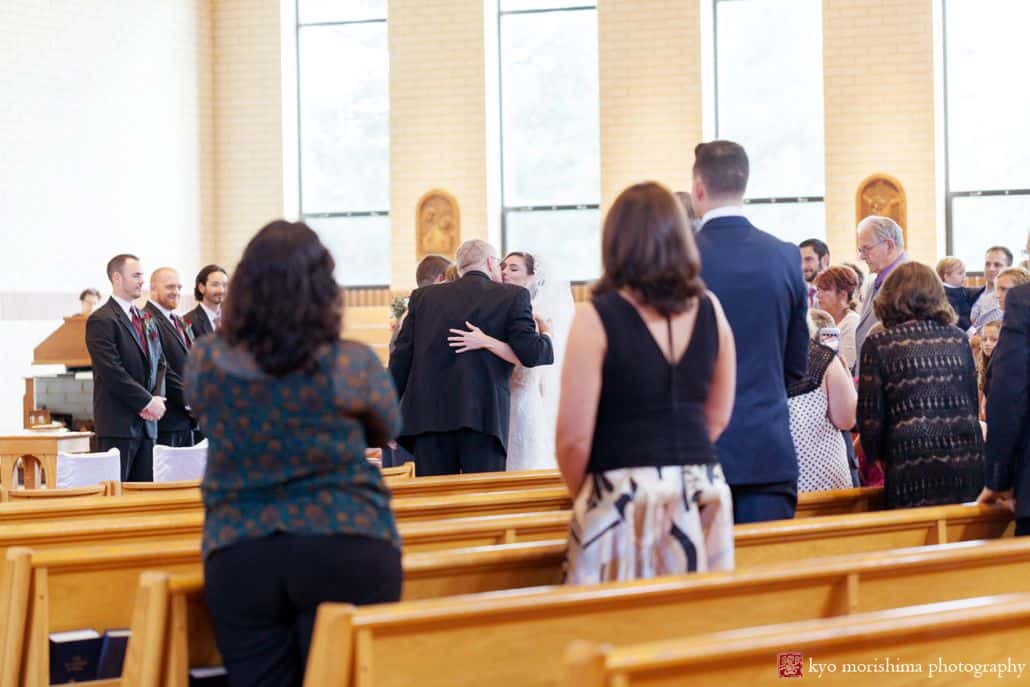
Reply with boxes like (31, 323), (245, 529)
(854, 216), (907, 373)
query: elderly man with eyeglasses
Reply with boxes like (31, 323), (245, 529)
(854, 215), (908, 376)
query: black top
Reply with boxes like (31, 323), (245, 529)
(389, 270), (554, 451)
(858, 319), (984, 509)
(985, 283), (1030, 520)
(588, 291), (719, 473)
(944, 284), (983, 331)
(788, 341), (838, 398)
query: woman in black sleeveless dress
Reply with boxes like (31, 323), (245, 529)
(557, 182), (737, 584)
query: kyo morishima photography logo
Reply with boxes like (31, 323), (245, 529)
(777, 652), (804, 678)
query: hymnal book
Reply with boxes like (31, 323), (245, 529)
(189, 666), (229, 686)
(96, 629), (131, 679)
(49, 629), (101, 684)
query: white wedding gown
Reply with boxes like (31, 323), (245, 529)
(506, 364), (553, 470)
(505, 266), (574, 471)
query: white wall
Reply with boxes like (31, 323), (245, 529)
(0, 0), (212, 430)
(0, 0), (210, 296)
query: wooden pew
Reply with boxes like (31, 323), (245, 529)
(2, 542), (201, 687)
(2, 484), (110, 501)
(562, 593), (1030, 686)
(380, 462), (415, 479)
(386, 469), (563, 498)
(0, 475), (884, 524)
(0, 486), (571, 527)
(794, 485), (883, 517)
(114, 481), (201, 496)
(2, 503), (1012, 686)
(299, 537), (1030, 687)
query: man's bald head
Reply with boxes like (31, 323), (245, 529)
(150, 267), (183, 311)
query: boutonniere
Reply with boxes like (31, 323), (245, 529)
(142, 312), (159, 342)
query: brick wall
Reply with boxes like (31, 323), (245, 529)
(387, 0), (489, 291)
(598, 0), (703, 208)
(822, 0), (938, 266)
(210, 0), (285, 270)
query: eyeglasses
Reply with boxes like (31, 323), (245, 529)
(857, 239), (887, 257)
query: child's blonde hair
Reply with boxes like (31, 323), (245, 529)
(935, 256), (964, 281)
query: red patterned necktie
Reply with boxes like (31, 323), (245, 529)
(130, 308), (149, 358)
(172, 314), (191, 349)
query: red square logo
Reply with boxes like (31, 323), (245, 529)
(777, 652), (804, 678)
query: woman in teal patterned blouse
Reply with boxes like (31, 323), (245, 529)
(184, 220), (401, 687)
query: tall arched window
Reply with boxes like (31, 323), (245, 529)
(943, 0), (1030, 268)
(714, 0), (825, 244)
(295, 1), (390, 286)
(498, 0), (601, 281)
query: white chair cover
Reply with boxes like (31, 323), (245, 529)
(153, 440), (208, 482)
(55, 448), (121, 488)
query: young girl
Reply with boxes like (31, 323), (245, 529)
(977, 319), (1002, 420)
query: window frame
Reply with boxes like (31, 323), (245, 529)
(295, 2), (391, 289)
(497, 2), (601, 283)
(940, 0), (1030, 263)
(711, 0), (825, 230)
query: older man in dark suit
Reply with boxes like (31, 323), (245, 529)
(978, 282), (1030, 535)
(85, 254), (166, 481)
(693, 140), (809, 523)
(389, 239), (554, 475)
(144, 267), (195, 447)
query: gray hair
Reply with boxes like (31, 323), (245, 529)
(456, 239), (498, 275)
(857, 215), (905, 251)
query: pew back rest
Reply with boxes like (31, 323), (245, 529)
(380, 462), (415, 480)
(5, 484), (110, 500)
(301, 537), (1030, 687)
(562, 593), (1030, 686)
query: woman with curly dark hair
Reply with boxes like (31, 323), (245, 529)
(857, 261), (984, 509)
(184, 220), (402, 687)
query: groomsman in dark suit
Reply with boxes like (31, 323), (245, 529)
(85, 254), (167, 481)
(693, 140), (809, 523)
(144, 267), (196, 447)
(978, 282), (1030, 535)
(184, 264), (228, 338)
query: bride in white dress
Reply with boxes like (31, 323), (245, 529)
(447, 251), (574, 470)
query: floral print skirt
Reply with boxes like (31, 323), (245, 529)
(564, 464), (734, 585)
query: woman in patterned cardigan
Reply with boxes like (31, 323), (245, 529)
(858, 262), (984, 509)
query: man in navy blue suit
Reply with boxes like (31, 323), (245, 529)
(692, 141), (809, 524)
(978, 282), (1030, 535)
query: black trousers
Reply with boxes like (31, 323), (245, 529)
(843, 430), (861, 487)
(204, 532), (402, 687)
(411, 429), (507, 476)
(380, 442), (415, 468)
(156, 429), (195, 448)
(731, 481), (798, 524)
(1017, 519), (1030, 537)
(96, 436), (153, 482)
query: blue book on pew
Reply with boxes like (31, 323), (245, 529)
(49, 629), (101, 684)
(189, 666), (229, 686)
(96, 629), (131, 679)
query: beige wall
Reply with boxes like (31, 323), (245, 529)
(822, 0), (938, 266)
(598, 0), (703, 209)
(211, 0), (285, 270)
(205, 0), (942, 287)
(389, 0), (489, 291)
